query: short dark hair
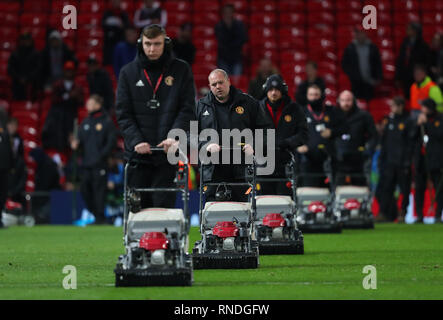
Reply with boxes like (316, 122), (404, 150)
(89, 94), (104, 107)
(142, 24), (166, 39)
(392, 96), (405, 107)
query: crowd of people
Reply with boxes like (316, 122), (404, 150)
(1, 1), (443, 228)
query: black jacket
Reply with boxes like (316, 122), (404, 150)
(259, 95), (308, 170)
(379, 111), (415, 167)
(0, 125), (13, 171)
(294, 77), (326, 107)
(39, 43), (77, 85)
(214, 19), (248, 64)
(301, 104), (348, 162)
(87, 68), (115, 112)
(77, 109), (116, 169)
(8, 155), (26, 198)
(335, 105), (377, 162)
(412, 112), (443, 171)
(116, 47), (196, 163)
(196, 86), (273, 182)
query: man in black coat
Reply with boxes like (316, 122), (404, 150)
(395, 22), (432, 99)
(297, 84), (348, 188)
(71, 95), (116, 224)
(196, 69), (273, 201)
(378, 96), (415, 222)
(116, 24), (196, 209)
(259, 74), (308, 195)
(0, 119), (13, 228)
(341, 28), (383, 101)
(412, 98), (443, 223)
(335, 90), (377, 186)
(295, 61), (326, 107)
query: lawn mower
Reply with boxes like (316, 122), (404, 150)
(1, 199), (35, 227)
(333, 173), (374, 229)
(255, 150), (304, 254)
(114, 148), (193, 286)
(192, 156), (259, 269)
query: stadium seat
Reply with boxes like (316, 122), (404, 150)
(0, 1), (20, 13)
(364, 0), (391, 12)
(52, 0), (79, 12)
(229, 75), (248, 92)
(278, 13), (305, 26)
(250, 0), (276, 12)
(250, 13), (276, 26)
(79, 0), (106, 13)
(194, 39), (217, 51)
(278, 0), (305, 13)
(422, 0), (443, 11)
(0, 40), (16, 52)
(195, 51), (217, 64)
(77, 14), (102, 29)
(369, 98), (391, 122)
(0, 12), (19, 27)
(249, 27), (276, 45)
(393, 12), (421, 25)
(306, 0), (334, 12)
(168, 12), (192, 27)
(0, 28), (18, 42)
(336, 0), (361, 11)
(307, 25), (334, 38)
(20, 13), (48, 28)
(279, 51), (308, 64)
(23, 0), (50, 13)
(163, 0), (191, 13)
(307, 12), (335, 25)
(10, 101), (40, 112)
(336, 12), (362, 25)
(222, 0), (249, 13)
(193, 13), (220, 27)
(193, 0), (219, 12)
(393, 0), (420, 12)
(422, 12), (443, 25)
(193, 26), (215, 39)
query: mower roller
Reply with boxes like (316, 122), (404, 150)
(192, 157), (259, 269)
(255, 150), (304, 254)
(114, 148), (193, 286)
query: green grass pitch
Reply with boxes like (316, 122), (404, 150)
(0, 224), (442, 299)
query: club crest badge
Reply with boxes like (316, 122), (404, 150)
(235, 106), (244, 114)
(284, 115), (292, 122)
(165, 76), (174, 86)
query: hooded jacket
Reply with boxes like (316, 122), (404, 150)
(116, 38), (196, 163)
(196, 86), (273, 182)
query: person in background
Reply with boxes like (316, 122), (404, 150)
(0, 118), (13, 228)
(113, 26), (138, 79)
(409, 64), (443, 117)
(395, 22), (431, 99)
(214, 4), (248, 75)
(7, 32), (40, 101)
(6, 117), (24, 159)
(71, 95), (116, 225)
(102, 0), (130, 65)
(335, 90), (377, 186)
(87, 56), (115, 113)
(172, 22), (196, 66)
(41, 61), (84, 152)
(259, 74), (308, 195)
(295, 61), (326, 106)
(412, 98), (443, 223)
(39, 30), (77, 88)
(430, 33), (443, 86)
(134, 0), (167, 29)
(341, 27), (383, 101)
(377, 96), (415, 223)
(248, 58), (278, 100)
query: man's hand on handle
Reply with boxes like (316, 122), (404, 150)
(157, 138), (179, 153)
(134, 142), (152, 154)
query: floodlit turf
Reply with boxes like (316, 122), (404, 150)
(0, 224), (442, 300)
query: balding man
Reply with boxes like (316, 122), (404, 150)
(196, 69), (272, 201)
(335, 90), (377, 186)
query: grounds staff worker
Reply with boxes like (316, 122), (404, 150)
(196, 69), (273, 202)
(116, 24), (196, 208)
(259, 74), (308, 195)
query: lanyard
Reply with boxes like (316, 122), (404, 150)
(307, 104), (325, 122)
(143, 69), (163, 99)
(266, 101), (284, 128)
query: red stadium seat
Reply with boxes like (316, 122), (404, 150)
(192, 63), (217, 77)
(120, 0), (134, 14)
(380, 49), (396, 64)
(229, 75), (248, 92)
(393, 12), (421, 25)
(19, 27), (46, 42)
(20, 13), (48, 28)
(278, 27), (305, 50)
(307, 12), (335, 25)
(308, 38), (336, 51)
(0, 27), (18, 41)
(249, 27), (276, 44)
(79, 0), (106, 13)
(193, 26), (215, 39)
(307, 25), (334, 38)
(0, 12), (19, 27)
(278, 13), (305, 26)
(193, 13), (219, 27)
(0, 1), (20, 13)
(168, 13), (192, 26)
(307, 0), (334, 12)
(194, 39), (217, 51)
(77, 14), (102, 29)
(52, 0), (79, 12)
(393, 0), (420, 12)
(221, 0), (249, 13)
(163, 1), (191, 12)
(193, 0), (219, 12)
(369, 98), (391, 122)
(23, 0), (50, 12)
(336, 12), (363, 25)
(422, 12), (443, 25)
(250, 13), (276, 26)
(278, 0), (305, 13)
(0, 40), (16, 52)
(78, 28), (103, 39)
(364, 0), (391, 12)
(422, 0), (443, 11)
(336, 0), (361, 11)
(235, 13), (249, 26)
(195, 51), (217, 64)
(279, 51), (307, 64)
(250, 0), (276, 12)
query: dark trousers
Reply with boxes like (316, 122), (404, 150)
(379, 163), (411, 220)
(80, 168), (108, 220)
(205, 164), (248, 202)
(260, 165), (292, 196)
(0, 170), (8, 227)
(299, 160), (328, 188)
(415, 157), (443, 219)
(128, 163), (176, 208)
(336, 158), (367, 186)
